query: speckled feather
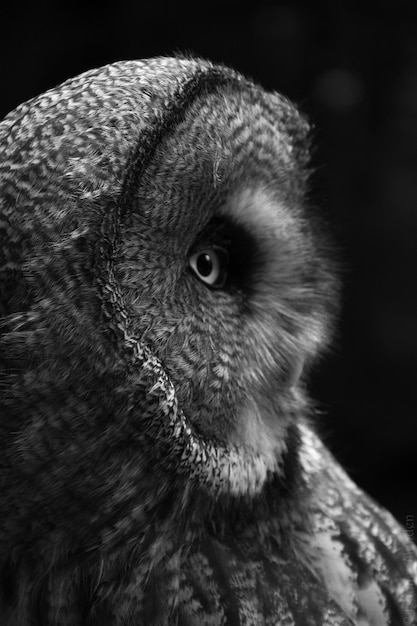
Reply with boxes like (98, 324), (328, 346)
(0, 57), (416, 625)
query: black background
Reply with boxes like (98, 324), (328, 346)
(1, 1), (416, 531)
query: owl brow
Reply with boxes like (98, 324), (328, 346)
(118, 67), (253, 230)
(190, 216), (233, 249)
(191, 214), (254, 248)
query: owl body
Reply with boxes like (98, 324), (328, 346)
(0, 57), (416, 625)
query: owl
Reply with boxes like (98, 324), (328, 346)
(0, 56), (416, 626)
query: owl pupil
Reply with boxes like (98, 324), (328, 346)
(197, 253), (213, 277)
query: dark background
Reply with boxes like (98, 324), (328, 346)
(1, 1), (416, 531)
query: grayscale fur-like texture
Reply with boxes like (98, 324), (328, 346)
(0, 56), (416, 625)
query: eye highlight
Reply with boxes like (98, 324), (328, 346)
(188, 246), (229, 288)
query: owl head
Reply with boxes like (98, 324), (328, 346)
(0, 57), (336, 561)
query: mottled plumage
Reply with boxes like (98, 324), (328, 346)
(0, 57), (416, 625)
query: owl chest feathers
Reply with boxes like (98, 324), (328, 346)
(85, 424), (417, 626)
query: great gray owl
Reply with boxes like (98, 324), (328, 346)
(0, 56), (416, 626)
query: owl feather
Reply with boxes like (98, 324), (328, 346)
(0, 56), (416, 625)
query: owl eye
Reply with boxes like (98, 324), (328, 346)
(188, 246), (229, 288)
